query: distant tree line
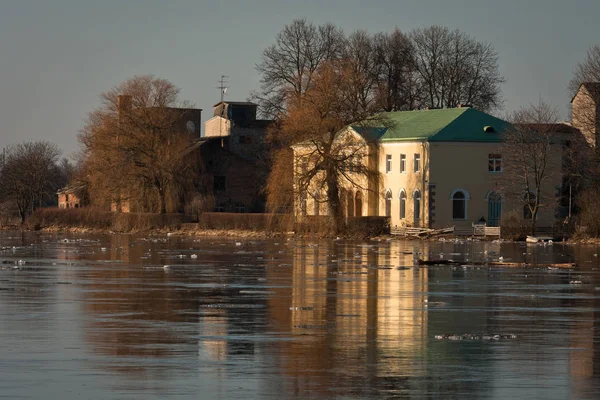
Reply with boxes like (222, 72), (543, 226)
(253, 19), (504, 118)
(0, 141), (73, 223)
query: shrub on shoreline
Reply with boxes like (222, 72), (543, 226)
(25, 208), (184, 232)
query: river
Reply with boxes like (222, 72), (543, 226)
(0, 231), (599, 399)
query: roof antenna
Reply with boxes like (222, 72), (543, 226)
(217, 75), (229, 103)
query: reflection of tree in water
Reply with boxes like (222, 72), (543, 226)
(81, 234), (271, 382)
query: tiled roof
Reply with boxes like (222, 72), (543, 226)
(352, 107), (511, 143)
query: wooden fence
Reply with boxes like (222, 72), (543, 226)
(392, 225), (501, 238)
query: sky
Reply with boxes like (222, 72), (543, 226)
(1, 0), (599, 159)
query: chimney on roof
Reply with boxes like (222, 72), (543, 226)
(117, 95), (132, 124)
(425, 106), (442, 110)
(457, 104), (472, 108)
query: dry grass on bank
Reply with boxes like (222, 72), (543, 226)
(26, 208), (184, 232)
(23, 208), (390, 238)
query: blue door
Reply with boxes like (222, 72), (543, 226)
(488, 192), (502, 227)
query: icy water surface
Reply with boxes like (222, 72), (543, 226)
(1, 231), (600, 399)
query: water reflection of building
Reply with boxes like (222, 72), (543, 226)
(265, 240), (429, 396)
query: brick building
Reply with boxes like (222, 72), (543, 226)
(201, 101), (273, 212)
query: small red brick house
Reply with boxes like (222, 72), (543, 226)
(57, 182), (88, 209)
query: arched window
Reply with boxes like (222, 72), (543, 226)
(450, 189), (470, 220)
(346, 190), (354, 218)
(355, 191), (363, 217)
(413, 190), (421, 223)
(385, 190), (392, 217)
(399, 189), (406, 219)
(452, 192), (466, 219)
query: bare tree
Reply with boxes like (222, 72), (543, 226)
(267, 61), (386, 232)
(500, 101), (562, 234)
(409, 26), (504, 111)
(0, 141), (61, 223)
(253, 19), (345, 118)
(569, 45), (600, 96)
(373, 29), (419, 111)
(79, 75), (199, 214)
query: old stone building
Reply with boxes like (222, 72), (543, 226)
(57, 182), (88, 209)
(201, 101), (273, 212)
(572, 82), (600, 147)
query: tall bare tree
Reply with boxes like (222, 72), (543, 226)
(373, 29), (419, 111)
(0, 141), (61, 223)
(500, 101), (562, 234)
(409, 26), (503, 111)
(79, 75), (199, 213)
(569, 45), (600, 96)
(253, 19), (345, 118)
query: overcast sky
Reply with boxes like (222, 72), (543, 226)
(1, 0), (599, 158)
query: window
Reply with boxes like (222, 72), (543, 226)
(488, 154), (502, 172)
(414, 154), (421, 173)
(214, 176), (226, 191)
(399, 190), (406, 219)
(400, 154), (406, 173)
(386, 154), (392, 173)
(385, 190), (392, 217)
(413, 190), (421, 221)
(235, 203), (246, 213)
(452, 191), (467, 219)
(355, 191), (363, 217)
(215, 204), (225, 212)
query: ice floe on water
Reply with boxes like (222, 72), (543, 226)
(434, 333), (518, 341)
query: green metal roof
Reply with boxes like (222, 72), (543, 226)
(352, 108), (511, 143)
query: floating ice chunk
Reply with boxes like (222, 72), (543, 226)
(163, 265), (170, 270)
(167, 232), (173, 237)
(235, 242), (242, 246)
(570, 280), (583, 285)
(190, 254), (198, 259)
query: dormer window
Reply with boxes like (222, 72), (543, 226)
(484, 126), (496, 133)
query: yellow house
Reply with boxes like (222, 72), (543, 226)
(293, 106), (565, 230)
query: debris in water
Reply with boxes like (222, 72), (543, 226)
(435, 333), (517, 341)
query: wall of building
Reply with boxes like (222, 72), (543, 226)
(572, 87), (599, 147)
(58, 192), (82, 209)
(378, 141), (430, 228)
(428, 142), (562, 229)
(205, 116), (231, 137)
(200, 141), (264, 212)
(292, 129), (375, 220)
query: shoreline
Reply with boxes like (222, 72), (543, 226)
(3, 224), (600, 244)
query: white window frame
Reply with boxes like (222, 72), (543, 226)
(449, 189), (470, 221)
(414, 153), (421, 173)
(400, 154), (406, 173)
(488, 153), (502, 173)
(386, 154), (392, 173)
